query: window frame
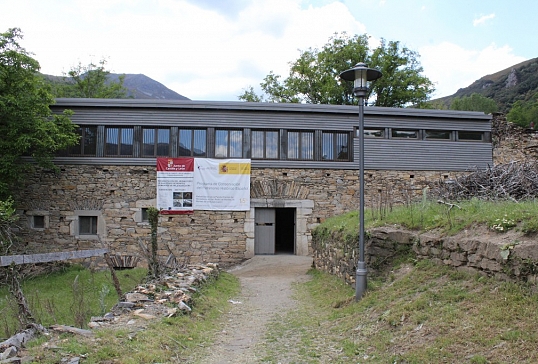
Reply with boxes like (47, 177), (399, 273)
(142, 127), (171, 157)
(251, 129), (279, 159)
(215, 129), (243, 158)
(391, 129), (420, 139)
(287, 130), (314, 160)
(105, 127), (135, 157)
(178, 129), (207, 157)
(322, 131), (350, 161)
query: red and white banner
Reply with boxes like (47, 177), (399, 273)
(156, 158), (194, 215)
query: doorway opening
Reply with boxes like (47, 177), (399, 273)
(254, 208), (296, 255)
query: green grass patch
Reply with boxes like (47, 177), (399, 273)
(24, 271), (240, 363)
(317, 198), (538, 236)
(0, 265), (146, 338)
(259, 262), (538, 363)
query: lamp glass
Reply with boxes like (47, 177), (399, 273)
(354, 69), (368, 89)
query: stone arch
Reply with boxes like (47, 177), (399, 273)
(250, 179), (309, 199)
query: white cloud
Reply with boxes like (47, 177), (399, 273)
(11, 0), (364, 100)
(420, 42), (526, 98)
(473, 13), (495, 26)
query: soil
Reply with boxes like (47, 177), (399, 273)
(188, 254), (314, 364)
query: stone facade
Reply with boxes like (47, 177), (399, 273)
(14, 164), (458, 267)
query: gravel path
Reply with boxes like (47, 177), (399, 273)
(192, 255), (314, 364)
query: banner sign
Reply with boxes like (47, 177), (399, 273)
(193, 159), (251, 211)
(156, 158), (251, 213)
(157, 158), (194, 214)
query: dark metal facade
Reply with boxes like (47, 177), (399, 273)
(51, 98), (492, 171)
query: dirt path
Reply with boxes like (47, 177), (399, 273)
(192, 254), (314, 364)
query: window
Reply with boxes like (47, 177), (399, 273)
(143, 128), (170, 157)
(252, 130), (279, 159)
(79, 216), (98, 235)
(322, 132), (349, 161)
(32, 215), (45, 229)
(363, 128), (385, 138)
(141, 208), (149, 222)
(178, 129), (206, 157)
(63, 126), (97, 156)
(424, 130), (452, 140)
(288, 131), (314, 160)
(215, 130), (243, 158)
(391, 129), (419, 139)
(458, 131), (484, 141)
(105, 127), (134, 156)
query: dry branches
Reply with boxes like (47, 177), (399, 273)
(432, 161), (538, 202)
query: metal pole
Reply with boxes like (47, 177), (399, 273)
(355, 94), (367, 301)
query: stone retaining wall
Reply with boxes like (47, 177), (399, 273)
(313, 226), (538, 286)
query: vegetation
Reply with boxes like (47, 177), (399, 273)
(0, 265), (147, 338)
(432, 58), (538, 113)
(450, 92), (498, 114)
(21, 270), (240, 363)
(0, 28), (78, 200)
(239, 32), (435, 107)
(507, 92), (538, 128)
(317, 198), (538, 238)
(259, 262), (538, 363)
(16, 260), (538, 363)
(48, 58), (128, 99)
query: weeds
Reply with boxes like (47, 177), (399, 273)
(0, 265), (146, 338)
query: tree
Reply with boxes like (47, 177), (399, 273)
(0, 28), (78, 199)
(52, 58), (128, 98)
(239, 32), (435, 107)
(507, 92), (538, 128)
(450, 93), (498, 114)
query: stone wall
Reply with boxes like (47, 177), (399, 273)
(312, 226), (538, 287)
(14, 164), (456, 267)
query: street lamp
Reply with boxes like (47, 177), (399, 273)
(339, 62), (382, 301)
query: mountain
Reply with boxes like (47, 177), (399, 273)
(43, 73), (190, 100)
(107, 73), (190, 100)
(433, 57), (538, 112)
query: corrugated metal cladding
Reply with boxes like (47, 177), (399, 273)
(51, 98), (493, 171)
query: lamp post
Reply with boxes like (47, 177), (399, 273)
(339, 62), (382, 301)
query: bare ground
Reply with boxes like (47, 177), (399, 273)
(188, 254), (314, 364)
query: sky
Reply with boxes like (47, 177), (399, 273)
(1, 0), (535, 101)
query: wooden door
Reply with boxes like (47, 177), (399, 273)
(255, 208), (275, 254)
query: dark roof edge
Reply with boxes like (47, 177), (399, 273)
(53, 98), (492, 120)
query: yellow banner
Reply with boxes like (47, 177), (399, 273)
(218, 162), (251, 174)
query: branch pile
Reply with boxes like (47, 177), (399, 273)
(432, 161), (538, 202)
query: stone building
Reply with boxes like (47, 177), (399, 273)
(14, 99), (492, 266)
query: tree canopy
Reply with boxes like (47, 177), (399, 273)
(0, 28), (78, 199)
(50, 58), (128, 98)
(450, 93), (498, 114)
(239, 33), (435, 107)
(507, 92), (538, 128)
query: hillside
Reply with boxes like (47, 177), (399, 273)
(433, 57), (538, 112)
(43, 73), (190, 100)
(108, 73), (190, 100)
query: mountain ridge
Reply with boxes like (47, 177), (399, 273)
(432, 57), (538, 112)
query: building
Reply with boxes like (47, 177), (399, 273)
(15, 99), (492, 266)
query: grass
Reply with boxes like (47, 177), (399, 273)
(23, 271), (240, 363)
(5, 252), (538, 363)
(259, 261), (538, 363)
(0, 264), (146, 338)
(319, 198), (538, 237)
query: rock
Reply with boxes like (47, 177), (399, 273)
(87, 322), (101, 329)
(125, 292), (150, 303)
(116, 301), (135, 309)
(1, 346), (18, 360)
(179, 301), (192, 311)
